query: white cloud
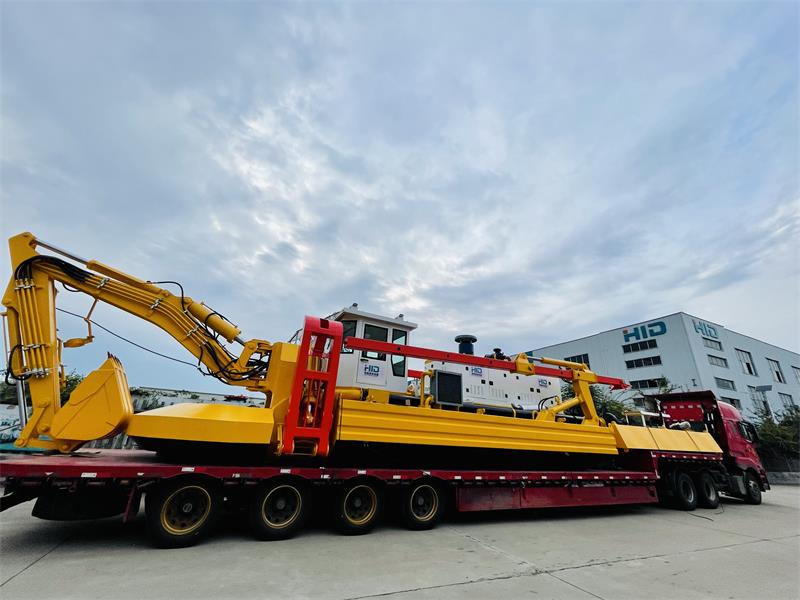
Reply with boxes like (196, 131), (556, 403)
(1, 2), (797, 392)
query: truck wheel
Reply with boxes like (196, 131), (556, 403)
(401, 481), (444, 530)
(695, 472), (720, 509)
(743, 472), (762, 505)
(145, 477), (220, 548)
(249, 480), (308, 540)
(672, 471), (698, 511)
(334, 480), (382, 535)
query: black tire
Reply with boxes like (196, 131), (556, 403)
(695, 472), (720, 509)
(248, 479), (308, 540)
(672, 471), (698, 511)
(145, 477), (221, 548)
(400, 481), (444, 530)
(744, 471), (762, 505)
(334, 480), (382, 535)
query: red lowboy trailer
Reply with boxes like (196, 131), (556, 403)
(0, 391), (768, 548)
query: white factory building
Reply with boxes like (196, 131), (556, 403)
(528, 312), (799, 417)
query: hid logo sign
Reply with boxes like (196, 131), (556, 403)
(692, 320), (719, 339)
(538, 378), (550, 387)
(623, 321), (667, 343)
(362, 364), (381, 377)
(470, 367), (484, 377)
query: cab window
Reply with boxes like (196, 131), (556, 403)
(391, 329), (408, 376)
(341, 320), (356, 354)
(738, 421), (758, 443)
(362, 324), (388, 361)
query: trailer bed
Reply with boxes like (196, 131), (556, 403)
(0, 448), (662, 484)
(0, 448), (668, 513)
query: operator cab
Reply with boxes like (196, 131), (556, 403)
(330, 304), (417, 394)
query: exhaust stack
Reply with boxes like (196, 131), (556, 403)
(454, 334), (478, 355)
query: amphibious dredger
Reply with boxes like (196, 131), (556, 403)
(1, 232), (768, 547)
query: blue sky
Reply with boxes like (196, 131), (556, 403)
(1, 1), (797, 393)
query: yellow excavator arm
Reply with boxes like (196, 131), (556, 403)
(2, 232), (277, 452)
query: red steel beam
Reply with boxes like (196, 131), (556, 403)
(345, 337), (628, 389)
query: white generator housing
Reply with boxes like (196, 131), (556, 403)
(426, 361), (561, 411)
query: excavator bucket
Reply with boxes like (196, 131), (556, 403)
(50, 355), (133, 443)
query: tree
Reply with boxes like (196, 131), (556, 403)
(0, 378), (20, 405)
(560, 382), (632, 421)
(0, 370), (83, 405)
(130, 387), (163, 412)
(655, 376), (678, 394)
(751, 403), (800, 470)
(612, 375), (678, 413)
(60, 371), (84, 402)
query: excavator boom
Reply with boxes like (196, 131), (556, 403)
(2, 232), (277, 452)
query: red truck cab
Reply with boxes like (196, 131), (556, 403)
(655, 391), (769, 501)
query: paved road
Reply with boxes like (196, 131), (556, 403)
(1, 486), (798, 599)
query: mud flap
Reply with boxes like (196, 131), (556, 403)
(32, 486), (128, 520)
(730, 475), (746, 496)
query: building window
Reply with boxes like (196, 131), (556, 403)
(766, 358), (786, 384)
(735, 349), (758, 376)
(748, 386), (771, 416)
(793, 366), (800, 385)
(629, 378), (663, 390)
(622, 340), (657, 353)
(715, 377), (736, 391)
(778, 393), (795, 409)
(703, 338), (723, 351)
(720, 396), (742, 410)
(564, 354), (590, 368)
(391, 329), (408, 377)
(625, 355), (662, 369)
(341, 320), (356, 353)
(362, 324), (388, 360)
(708, 355), (728, 368)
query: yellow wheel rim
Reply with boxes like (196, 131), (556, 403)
(409, 484), (438, 522)
(343, 485), (377, 526)
(159, 485), (212, 536)
(261, 485), (303, 529)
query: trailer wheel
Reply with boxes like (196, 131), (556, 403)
(401, 481), (443, 530)
(672, 471), (698, 511)
(249, 480), (308, 540)
(334, 480), (381, 535)
(145, 477), (220, 548)
(695, 472), (720, 509)
(743, 471), (762, 505)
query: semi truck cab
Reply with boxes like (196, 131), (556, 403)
(656, 391), (769, 498)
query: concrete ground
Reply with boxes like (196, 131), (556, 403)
(1, 486), (798, 600)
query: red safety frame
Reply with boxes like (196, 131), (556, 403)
(282, 316), (343, 457)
